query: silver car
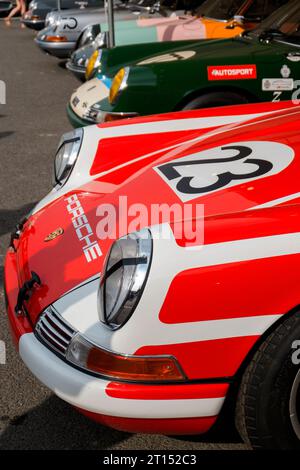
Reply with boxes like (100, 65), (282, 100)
(22, 0), (104, 31)
(0, 0), (13, 13)
(35, 0), (160, 58)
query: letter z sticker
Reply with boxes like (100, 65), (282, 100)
(154, 141), (294, 202)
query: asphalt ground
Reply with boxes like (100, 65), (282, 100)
(0, 21), (248, 450)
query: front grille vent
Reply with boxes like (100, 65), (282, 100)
(35, 306), (76, 356)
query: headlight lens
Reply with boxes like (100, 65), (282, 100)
(99, 228), (152, 329)
(85, 49), (103, 80)
(78, 24), (101, 48)
(53, 128), (83, 188)
(79, 25), (95, 46)
(45, 14), (55, 27)
(94, 31), (106, 49)
(109, 67), (129, 105)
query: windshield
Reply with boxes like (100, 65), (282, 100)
(248, 0), (300, 38)
(127, 0), (201, 10)
(195, 0), (245, 20)
(59, 0), (103, 7)
(127, 0), (156, 6)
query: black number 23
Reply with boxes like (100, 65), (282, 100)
(157, 145), (273, 195)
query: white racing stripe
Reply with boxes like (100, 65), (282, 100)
(248, 191), (300, 211)
(32, 106), (295, 214)
(97, 110), (282, 139)
(91, 108), (296, 181)
(19, 333), (225, 418)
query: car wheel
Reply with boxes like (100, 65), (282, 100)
(236, 311), (300, 449)
(182, 92), (249, 110)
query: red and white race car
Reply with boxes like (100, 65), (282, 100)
(4, 101), (300, 449)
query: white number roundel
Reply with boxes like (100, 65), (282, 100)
(155, 141), (295, 202)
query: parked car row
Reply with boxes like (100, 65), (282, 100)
(68, 0), (300, 127)
(32, 0), (299, 128)
(4, 0), (300, 450)
(35, 0), (197, 57)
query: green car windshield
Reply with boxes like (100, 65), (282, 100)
(195, 0), (272, 21)
(196, 0), (289, 22)
(196, 0), (246, 20)
(248, 0), (300, 41)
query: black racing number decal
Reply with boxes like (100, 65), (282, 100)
(62, 17), (78, 30)
(157, 145), (273, 195)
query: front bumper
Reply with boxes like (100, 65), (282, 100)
(4, 247), (227, 435)
(19, 333), (225, 424)
(67, 102), (138, 128)
(34, 37), (75, 58)
(66, 102), (93, 128)
(22, 18), (45, 31)
(66, 60), (86, 81)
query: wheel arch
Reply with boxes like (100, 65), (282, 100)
(173, 85), (260, 111)
(222, 304), (300, 417)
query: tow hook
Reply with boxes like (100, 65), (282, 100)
(15, 271), (41, 317)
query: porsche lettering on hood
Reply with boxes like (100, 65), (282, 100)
(15, 191), (107, 324)
(65, 194), (102, 263)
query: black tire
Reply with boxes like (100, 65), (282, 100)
(182, 92), (249, 110)
(236, 312), (300, 449)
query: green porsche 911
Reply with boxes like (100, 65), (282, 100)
(67, 0), (300, 127)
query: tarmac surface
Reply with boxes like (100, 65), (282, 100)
(0, 20), (248, 450)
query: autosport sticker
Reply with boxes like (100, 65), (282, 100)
(262, 78), (294, 91)
(154, 141), (294, 203)
(207, 65), (257, 81)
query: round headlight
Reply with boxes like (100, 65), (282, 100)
(53, 128), (83, 188)
(85, 49), (103, 80)
(94, 32), (106, 49)
(98, 228), (152, 329)
(109, 67), (129, 105)
(45, 13), (55, 27)
(78, 24), (101, 49)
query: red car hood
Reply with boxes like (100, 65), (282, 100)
(17, 103), (300, 323)
(16, 190), (111, 324)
